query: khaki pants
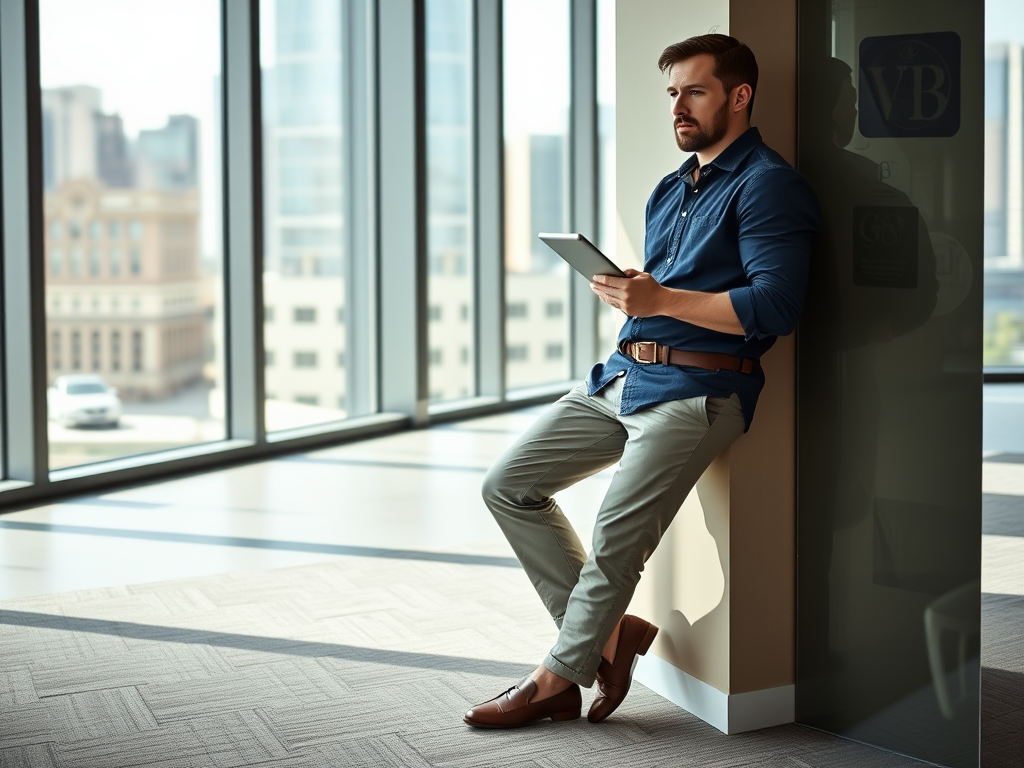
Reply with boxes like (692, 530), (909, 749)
(481, 377), (745, 687)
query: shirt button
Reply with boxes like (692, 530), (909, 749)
(681, 211), (687, 217)
(617, 370), (626, 377)
(694, 188), (699, 193)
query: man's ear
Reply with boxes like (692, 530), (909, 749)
(733, 84), (752, 113)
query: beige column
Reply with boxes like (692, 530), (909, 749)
(615, 0), (799, 734)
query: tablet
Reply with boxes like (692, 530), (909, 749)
(538, 233), (626, 280)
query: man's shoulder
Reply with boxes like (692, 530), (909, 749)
(744, 142), (797, 177)
(737, 144), (816, 201)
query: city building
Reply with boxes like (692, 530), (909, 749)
(41, 85), (103, 191)
(135, 115), (199, 191)
(44, 178), (208, 401)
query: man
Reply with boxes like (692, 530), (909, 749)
(465, 34), (819, 729)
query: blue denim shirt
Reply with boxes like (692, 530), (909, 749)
(586, 127), (820, 430)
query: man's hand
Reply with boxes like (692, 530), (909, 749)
(590, 269), (666, 317)
(591, 268), (746, 335)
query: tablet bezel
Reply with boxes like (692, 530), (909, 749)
(538, 233), (627, 280)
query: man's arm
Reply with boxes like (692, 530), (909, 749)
(590, 269), (745, 336)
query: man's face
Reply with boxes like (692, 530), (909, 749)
(666, 54), (731, 153)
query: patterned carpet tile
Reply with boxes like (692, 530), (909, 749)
(47, 687), (159, 742)
(0, 554), (1016, 767)
(189, 710), (293, 768)
(0, 744), (58, 768)
(0, 701), (54, 750)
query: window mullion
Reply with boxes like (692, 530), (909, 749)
(345, 0), (376, 417)
(569, 0), (600, 380)
(223, 0), (265, 443)
(1, 0), (49, 485)
(474, 0), (506, 400)
(377, 0), (428, 422)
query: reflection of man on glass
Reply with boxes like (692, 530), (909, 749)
(799, 57), (939, 680)
(466, 34), (819, 729)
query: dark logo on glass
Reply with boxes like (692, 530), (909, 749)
(852, 206), (919, 288)
(858, 31), (960, 138)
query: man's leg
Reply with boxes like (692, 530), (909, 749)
(481, 381), (628, 626)
(543, 393), (745, 687)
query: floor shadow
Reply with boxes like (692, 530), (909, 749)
(0, 520), (520, 568)
(983, 493), (1024, 537)
(0, 608), (532, 679)
(982, 454), (1024, 465)
(276, 455), (490, 474)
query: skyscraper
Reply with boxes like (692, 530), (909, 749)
(96, 112), (134, 188)
(41, 85), (102, 191)
(136, 115), (199, 191)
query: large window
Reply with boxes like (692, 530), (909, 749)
(39, 0), (225, 470)
(0, 0), (605, 502)
(426, 0), (475, 404)
(260, 0), (368, 432)
(986, 2), (1024, 370)
(502, 0), (572, 391)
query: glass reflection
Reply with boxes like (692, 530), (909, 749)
(797, 2), (982, 766)
(40, 0), (225, 470)
(426, 0), (475, 404)
(503, 0), (572, 391)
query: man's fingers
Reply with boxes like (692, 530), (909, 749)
(590, 284), (623, 311)
(592, 274), (630, 288)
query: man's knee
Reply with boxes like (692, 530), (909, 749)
(481, 462), (512, 512)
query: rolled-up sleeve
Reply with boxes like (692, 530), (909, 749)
(728, 169), (820, 341)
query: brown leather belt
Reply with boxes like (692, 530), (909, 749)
(619, 340), (758, 374)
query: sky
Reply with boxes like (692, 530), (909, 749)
(987, 0), (1024, 44)
(40, 0), (221, 138)
(40, 0), (224, 257)
(502, 0), (571, 136)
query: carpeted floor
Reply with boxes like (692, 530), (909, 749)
(0, 550), (967, 768)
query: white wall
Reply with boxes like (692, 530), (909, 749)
(615, 0), (729, 269)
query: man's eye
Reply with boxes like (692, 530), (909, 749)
(690, 91), (703, 96)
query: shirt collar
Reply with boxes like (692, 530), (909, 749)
(676, 127), (762, 179)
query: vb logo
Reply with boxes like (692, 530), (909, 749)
(858, 32), (961, 138)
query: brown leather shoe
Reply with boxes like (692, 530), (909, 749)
(588, 614), (658, 723)
(464, 677), (582, 729)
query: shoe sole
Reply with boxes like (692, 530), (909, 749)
(463, 710), (581, 729)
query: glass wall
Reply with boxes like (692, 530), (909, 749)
(260, 0), (361, 431)
(39, 0), (226, 471)
(426, 0), (474, 404)
(502, 0), (572, 391)
(985, 2), (1024, 370)
(797, 2), (982, 766)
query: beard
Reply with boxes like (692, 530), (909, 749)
(674, 100), (730, 152)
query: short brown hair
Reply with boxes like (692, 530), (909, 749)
(658, 34), (759, 116)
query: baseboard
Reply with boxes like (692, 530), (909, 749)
(634, 653), (795, 734)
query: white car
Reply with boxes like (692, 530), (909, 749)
(48, 375), (122, 428)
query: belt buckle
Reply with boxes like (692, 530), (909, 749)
(631, 341), (658, 364)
